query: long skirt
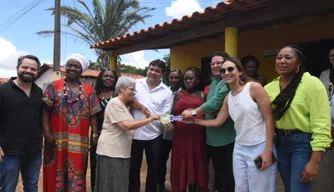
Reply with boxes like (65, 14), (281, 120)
(94, 155), (130, 192)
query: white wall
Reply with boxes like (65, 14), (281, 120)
(35, 69), (97, 92)
(35, 69), (54, 91)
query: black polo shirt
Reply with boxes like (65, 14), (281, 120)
(0, 77), (43, 155)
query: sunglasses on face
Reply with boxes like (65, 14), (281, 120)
(220, 67), (235, 74)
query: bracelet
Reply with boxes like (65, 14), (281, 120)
(92, 133), (99, 138)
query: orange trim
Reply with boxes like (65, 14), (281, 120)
(90, 0), (265, 49)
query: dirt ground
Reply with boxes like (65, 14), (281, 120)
(16, 154), (171, 192)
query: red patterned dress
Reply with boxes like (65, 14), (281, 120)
(43, 79), (101, 192)
(171, 91), (208, 192)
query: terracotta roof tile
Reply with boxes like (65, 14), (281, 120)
(90, 0), (268, 50)
(121, 73), (145, 79)
(38, 64), (145, 79)
(0, 78), (9, 84)
(38, 64), (100, 78)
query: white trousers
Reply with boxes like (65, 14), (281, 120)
(233, 142), (277, 192)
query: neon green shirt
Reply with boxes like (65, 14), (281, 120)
(200, 79), (236, 147)
(265, 72), (332, 151)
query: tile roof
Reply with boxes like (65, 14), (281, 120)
(39, 64), (100, 78)
(39, 64), (145, 79)
(0, 78), (9, 84)
(90, 0), (269, 50)
(121, 73), (145, 79)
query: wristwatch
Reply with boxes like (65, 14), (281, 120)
(92, 133), (99, 138)
(191, 109), (197, 116)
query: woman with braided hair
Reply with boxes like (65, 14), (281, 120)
(265, 45), (332, 192)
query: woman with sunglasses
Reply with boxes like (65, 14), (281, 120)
(265, 45), (332, 192)
(184, 58), (277, 192)
(95, 76), (160, 192)
(89, 68), (118, 191)
(170, 67), (208, 192)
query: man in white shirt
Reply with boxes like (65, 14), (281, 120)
(128, 59), (173, 192)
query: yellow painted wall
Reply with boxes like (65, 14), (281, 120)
(170, 13), (334, 81)
(170, 38), (225, 72)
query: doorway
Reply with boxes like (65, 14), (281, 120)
(201, 56), (212, 87)
(296, 39), (334, 77)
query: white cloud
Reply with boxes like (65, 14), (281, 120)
(0, 37), (28, 77)
(0, 37), (27, 69)
(0, 68), (16, 78)
(121, 51), (149, 69)
(165, 0), (203, 18)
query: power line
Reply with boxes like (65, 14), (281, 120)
(63, 0), (68, 59)
(0, 0), (46, 32)
(0, 1), (17, 17)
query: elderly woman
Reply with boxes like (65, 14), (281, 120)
(42, 53), (101, 191)
(94, 76), (160, 192)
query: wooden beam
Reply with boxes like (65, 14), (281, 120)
(109, 0), (334, 55)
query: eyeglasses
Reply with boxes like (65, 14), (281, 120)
(210, 62), (224, 66)
(220, 67), (235, 74)
(126, 87), (137, 92)
(329, 54), (334, 59)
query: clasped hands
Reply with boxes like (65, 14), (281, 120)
(141, 107), (174, 132)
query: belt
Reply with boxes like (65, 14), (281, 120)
(275, 128), (304, 136)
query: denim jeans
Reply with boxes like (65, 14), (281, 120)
(276, 132), (313, 192)
(233, 142), (277, 192)
(129, 135), (162, 192)
(0, 149), (42, 192)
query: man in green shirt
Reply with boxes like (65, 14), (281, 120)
(182, 51), (236, 192)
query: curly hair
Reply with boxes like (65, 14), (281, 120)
(181, 67), (204, 91)
(94, 69), (118, 95)
(272, 44), (307, 121)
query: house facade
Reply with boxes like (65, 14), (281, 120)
(90, 0), (334, 191)
(35, 64), (145, 91)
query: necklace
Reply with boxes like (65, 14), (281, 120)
(63, 79), (82, 103)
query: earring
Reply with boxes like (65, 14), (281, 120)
(296, 66), (300, 73)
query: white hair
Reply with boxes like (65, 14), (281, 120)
(115, 76), (136, 94)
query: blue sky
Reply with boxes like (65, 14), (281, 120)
(0, 0), (222, 77)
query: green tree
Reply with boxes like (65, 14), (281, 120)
(37, 0), (155, 68)
(119, 64), (138, 74)
(137, 67), (148, 77)
(88, 61), (100, 70)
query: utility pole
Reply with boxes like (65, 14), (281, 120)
(53, 0), (61, 80)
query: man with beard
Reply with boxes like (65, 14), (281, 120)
(128, 59), (173, 192)
(0, 55), (43, 192)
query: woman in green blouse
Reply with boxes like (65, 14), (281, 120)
(265, 45), (332, 192)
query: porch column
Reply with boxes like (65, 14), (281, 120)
(109, 54), (117, 70)
(108, 51), (120, 76)
(225, 27), (238, 57)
